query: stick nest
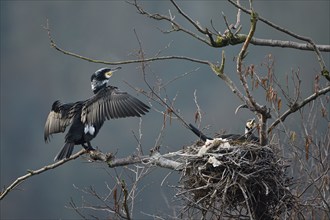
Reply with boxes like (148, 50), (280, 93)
(177, 138), (295, 219)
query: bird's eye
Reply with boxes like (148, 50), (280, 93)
(105, 71), (112, 78)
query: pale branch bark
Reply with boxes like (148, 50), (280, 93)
(0, 149), (87, 200)
(92, 150), (183, 170)
(268, 85), (330, 133)
(250, 38), (330, 52)
(0, 148), (183, 201)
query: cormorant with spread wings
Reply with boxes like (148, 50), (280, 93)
(44, 67), (150, 161)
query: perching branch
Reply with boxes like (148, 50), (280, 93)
(89, 149), (183, 170)
(0, 149), (87, 200)
(0, 148), (183, 201)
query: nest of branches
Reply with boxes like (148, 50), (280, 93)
(177, 138), (295, 219)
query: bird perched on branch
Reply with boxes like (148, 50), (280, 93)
(44, 67), (150, 161)
(189, 118), (259, 143)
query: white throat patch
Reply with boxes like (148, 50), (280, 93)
(91, 79), (108, 91)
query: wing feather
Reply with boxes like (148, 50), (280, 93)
(44, 101), (80, 142)
(81, 86), (150, 125)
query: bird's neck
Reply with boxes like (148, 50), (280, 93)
(245, 127), (251, 136)
(91, 80), (108, 94)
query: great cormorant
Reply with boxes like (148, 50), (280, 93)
(44, 67), (150, 161)
(188, 118), (259, 143)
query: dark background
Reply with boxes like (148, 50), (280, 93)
(1, 1), (329, 219)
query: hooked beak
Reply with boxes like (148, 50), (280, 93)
(247, 118), (256, 128)
(112, 66), (122, 72)
(104, 66), (121, 78)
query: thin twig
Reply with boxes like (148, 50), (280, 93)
(268, 86), (330, 133)
(131, 0), (211, 46)
(170, 0), (208, 34)
(132, 29), (198, 133)
(43, 19), (209, 66)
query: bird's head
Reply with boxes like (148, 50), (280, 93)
(91, 67), (121, 93)
(245, 118), (256, 134)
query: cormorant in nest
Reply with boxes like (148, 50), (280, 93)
(188, 118), (259, 143)
(44, 67), (150, 161)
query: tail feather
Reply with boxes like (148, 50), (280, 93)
(188, 123), (212, 142)
(54, 143), (74, 161)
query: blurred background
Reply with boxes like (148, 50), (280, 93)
(1, 1), (329, 219)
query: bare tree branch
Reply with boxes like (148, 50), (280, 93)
(43, 19), (209, 66)
(236, 7), (270, 146)
(0, 147), (183, 201)
(0, 149), (87, 200)
(227, 0), (329, 81)
(90, 149), (183, 170)
(268, 85), (330, 133)
(250, 38), (330, 52)
(169, 0), (208, 35)
(210, 51), (246, 103)
(130, 0), (212, 46)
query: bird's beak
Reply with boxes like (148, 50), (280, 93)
(250, 118), (256, 127)
(112, 66), (122, 72)
(105, 67), (121, 78)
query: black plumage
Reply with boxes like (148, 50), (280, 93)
(44, 67), (150, 161)
(189, 118), (259, 143)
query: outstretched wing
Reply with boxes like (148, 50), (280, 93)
(44, 100), (80, 142)
(81, 86), (150, 126)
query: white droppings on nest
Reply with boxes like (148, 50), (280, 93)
(197, 138), (235, 156)
(207, 156), (222, 167)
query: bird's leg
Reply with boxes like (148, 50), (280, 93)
(82, 142), (95, 151)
